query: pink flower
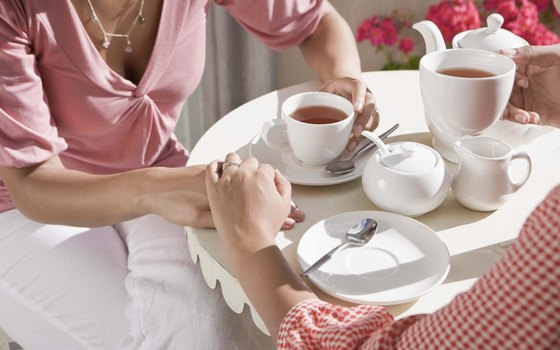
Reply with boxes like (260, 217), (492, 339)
(529, 0), (550, 12)
(379, 18), (399, 46)
(483, 0), (519, 21)
(426, 0), (481, 43)
(483, 0), (560, 45)
(527, 23), (560, 44)
(398, 37), (415, 54)
(356, 16), (401, 47)
(369, 28), (384, 46)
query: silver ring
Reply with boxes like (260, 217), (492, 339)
(222, 160), (241, 169)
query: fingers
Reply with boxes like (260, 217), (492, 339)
(274, 169), (292, 205)
(514, 70), (529, 89)
(206, 160), (221, 186)
(220, 153), (242, 178)
(351, 80), (368, 113)
(500, 45), (560, 67)
(348, 96), (380, 151)
(502, 102), (540, 125)
(318, 77), (381, 151)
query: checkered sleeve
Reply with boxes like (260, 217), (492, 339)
(278, 186), (560, 350)
(277, 298), (393, 349)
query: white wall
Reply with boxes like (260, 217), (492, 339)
(277, 0), (440, 88)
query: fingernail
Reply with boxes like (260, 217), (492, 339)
(292, 207), (306, 221)
(283, 218), (296, 229)
(355, 101), (364, 112)
(347, 139), (358, 151)
(500, 49), (515, 57)
(514, 113), (528, 124)
(531, 113), (540, 124)
(517, 79), (528, 88)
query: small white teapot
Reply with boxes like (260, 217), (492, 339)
(452, 137), (532, 211)
(413, 13), (528, 53)
(361, 131), (450, 217)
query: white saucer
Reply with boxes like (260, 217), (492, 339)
(297, 211), (450, 305)
(248, 135), (367, 186)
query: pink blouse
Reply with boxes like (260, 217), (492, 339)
(278, 186), (560, 349)
(0, 0), (322, 212)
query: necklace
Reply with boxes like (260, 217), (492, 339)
(86, 0), (146, 53)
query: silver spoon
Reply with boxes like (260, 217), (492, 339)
(325, 123), (400, 175)
(300, 218), (378, 277)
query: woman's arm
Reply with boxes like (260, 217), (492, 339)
(0, 156), (212, 228)
(298, 1), (361, 82)
(299, 1), (379, 151)
(205, 153), (316, 340)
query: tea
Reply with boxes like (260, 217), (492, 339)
(437, 68), (495, 78)
(290, 105), (348, 125)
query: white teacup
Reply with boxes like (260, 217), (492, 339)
(261, 92), (355, 166)
(419, 49), (516, 161)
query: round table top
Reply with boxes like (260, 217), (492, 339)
(185, 70), (560, 335)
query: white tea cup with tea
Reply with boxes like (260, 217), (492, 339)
(261, 92), (355, 166)
(419, 48), (516, 162)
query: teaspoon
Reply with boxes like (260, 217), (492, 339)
(300, 218), (378, 276)
(325, 123), (399, 175)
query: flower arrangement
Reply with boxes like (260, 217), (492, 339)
(356, 10), (420, 70)
(356, 0), (560, 70)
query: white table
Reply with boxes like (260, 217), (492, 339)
(186, 70), (560, 335)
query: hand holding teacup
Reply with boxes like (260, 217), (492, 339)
(500, 44), (560, 128)
(318, 76), (380, 151)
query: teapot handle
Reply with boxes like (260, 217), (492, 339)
(507, 152), (532, 191)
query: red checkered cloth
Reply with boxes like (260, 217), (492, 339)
(278, 186), (560, 350)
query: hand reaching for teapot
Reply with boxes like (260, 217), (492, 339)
(319, 77), (380, 151)
(499, 45), (560, 128)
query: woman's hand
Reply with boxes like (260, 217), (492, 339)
(205, 153), (292, 255)
(206, 153), (316, 339)
(319, 76), (380, 151)
(500, 45), (560, 128)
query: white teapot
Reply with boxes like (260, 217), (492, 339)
(412, 13), (528, 53)
(361, 131), (450, 217)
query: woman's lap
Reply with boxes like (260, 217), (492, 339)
(0, 210), (274, 350)
(0, 209), (130, 349)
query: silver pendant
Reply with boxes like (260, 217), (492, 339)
(102, 38), (110, 49)
(125, 39), (133, 53)
(138, 15), (146, 25)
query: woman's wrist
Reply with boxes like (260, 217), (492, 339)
(132, 167), (166, 217)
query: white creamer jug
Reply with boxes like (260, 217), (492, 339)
(452, 137), (532, 211)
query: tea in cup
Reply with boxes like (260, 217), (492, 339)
(261, 92), (355, 166)
(419, 48), (516, 161)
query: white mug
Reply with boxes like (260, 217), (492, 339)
(419, 49), (516, 161)
(261, 92), (355, 166)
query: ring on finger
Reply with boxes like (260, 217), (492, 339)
(222, 160), (241, 169)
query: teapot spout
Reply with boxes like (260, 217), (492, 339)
(412, 20), (446, 53)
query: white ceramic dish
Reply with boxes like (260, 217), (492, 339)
(248, 135), (366, 186)
(297, 210), (450, 305)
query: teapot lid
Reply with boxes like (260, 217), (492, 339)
(380, 142), (437, 173)
(458, 14), (527, 50)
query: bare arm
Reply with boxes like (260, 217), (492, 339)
(206, 153), (316, 340)
(0, 156), (212, 228)
(298, 0), (361, 81)
(298, 1), (379, 151)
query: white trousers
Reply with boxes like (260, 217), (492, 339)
(0, 209), (274, 350)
